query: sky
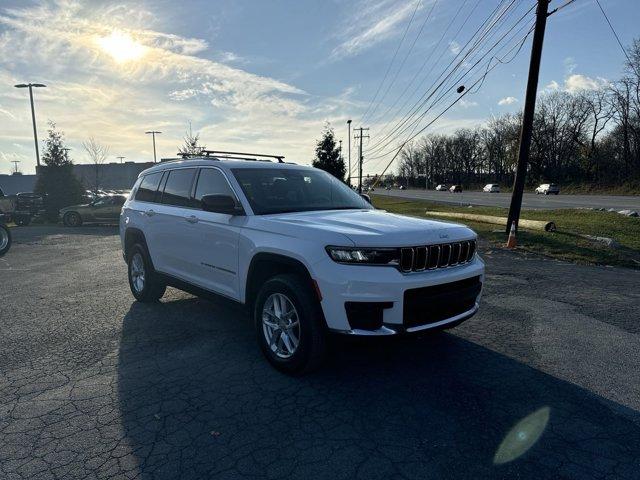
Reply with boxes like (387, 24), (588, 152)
(0, 0), (637, 176)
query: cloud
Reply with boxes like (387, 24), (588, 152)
(498, 96), (518, 106)
(0, 0), (339, 174)
(564, 74), (609, 93)
(449, 40), (461, 55)
(458, 99), (478, 108)
(545, 80), (560, 91)
(331, 0), (422, 60)
(563, 56), (577, 75)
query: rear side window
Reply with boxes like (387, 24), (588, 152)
(161, 169), (196, 207)
(193, 168), (236, 209)
(135, 172), (163, 203)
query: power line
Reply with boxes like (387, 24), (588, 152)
(593, 0), (638, 76)
(366, 0), (522, 153)
(358, 0), (422, 125)
(366, 3), (535, 159)
(367, 22), (536, 185)
(363, 0), (440, 124)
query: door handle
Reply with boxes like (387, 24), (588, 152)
(145, 209), (155, 217)
(185, 215), (198, 224)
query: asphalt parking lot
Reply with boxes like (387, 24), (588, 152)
(1, 226), (640, 479)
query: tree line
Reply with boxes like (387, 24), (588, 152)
(396, 38), (640, 191)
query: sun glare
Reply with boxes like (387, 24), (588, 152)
(97, 31), (146, 63)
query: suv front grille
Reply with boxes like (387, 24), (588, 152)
(399, 240), (476, 273)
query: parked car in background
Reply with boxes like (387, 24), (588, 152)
(385, 185), (391, 191)
(449, 185), (462, 193)
(435, 184), (448, 191)
(535, 183), (560, 195)
(398, 185), (405, 190)
(60, 194), (127, 226)
(483, 184), (500, 193)
(0, 188), (45, 226)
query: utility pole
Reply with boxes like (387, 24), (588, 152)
(347, 120), (352, 187)
(14, 83), (46, 167)
(145, 131), (161, 163)
(506, 0), (550, 234)
(354, 127), (369, 193)
(116, 156), (125, 164)
(11, 160), (20, 174)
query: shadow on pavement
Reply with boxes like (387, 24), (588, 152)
(9, 224), (118, 243)
(117, 296), (640, 479)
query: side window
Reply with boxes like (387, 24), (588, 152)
(193, 168), (236, 209)
(135, 172), (163, 203)
(161, 169), (196, 207)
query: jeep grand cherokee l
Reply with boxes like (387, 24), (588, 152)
(120, 153), (484, 373)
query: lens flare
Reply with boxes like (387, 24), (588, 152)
(493, 407), (550, 465)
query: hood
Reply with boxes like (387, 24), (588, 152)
(60, 203), (91, 212)
(258, 209), (475, 247)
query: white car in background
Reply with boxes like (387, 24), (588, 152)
(535, 183), (560, 195)
(483, 184), (500, 193)
(435, 184), (448, 191)
(120, 153), (484, 373)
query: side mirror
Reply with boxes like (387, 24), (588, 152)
(360, 193), (371, 204)
(201, 194), (245, 215)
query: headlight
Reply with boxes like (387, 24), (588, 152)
(325, 246), (399, 265)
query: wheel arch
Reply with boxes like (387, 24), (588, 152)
(124, 228), (152, 267)
(245, 252), (317, 310)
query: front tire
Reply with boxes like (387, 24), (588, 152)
(63, 212), (82, 227)
(0, 224), (11, 256)
(254, 274), (326, 374)
(127, 244), (166, 302)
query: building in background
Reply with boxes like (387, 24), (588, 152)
(1, 161), (154, 195)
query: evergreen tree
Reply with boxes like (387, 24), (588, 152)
(312, 124), (345, 181)
(35, 122), (84, 221)
(178, 123), (205, 156)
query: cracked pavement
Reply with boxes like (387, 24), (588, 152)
(0, 225), (639, 479)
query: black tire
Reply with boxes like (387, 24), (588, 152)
(14, 215), (31, 227)
(254, 274), (326, 374)
(127, 243), (166, 302)
(0, 224), (11, 257)
(63, 212), (82, 227)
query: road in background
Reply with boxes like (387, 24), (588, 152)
(376, 188), (640, 210)
(1, 226), (639, 479)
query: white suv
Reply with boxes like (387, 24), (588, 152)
(120, 154), (484, 373)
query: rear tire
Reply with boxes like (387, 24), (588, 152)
(127, 244), (166, 302)
(63, 212), (82, 227)
(0, 224), (11, 257)
(254, 274), (326, 374)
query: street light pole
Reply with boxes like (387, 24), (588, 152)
(347, 120), (352, 187)
(116, 156), (125, 164)
(145, 131), (162, 163)
(14, 83), (46, 168)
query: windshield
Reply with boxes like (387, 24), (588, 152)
(231, 167), (372, 215)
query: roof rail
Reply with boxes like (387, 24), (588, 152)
(177, 150), (285, 163)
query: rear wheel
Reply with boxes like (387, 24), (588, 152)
(254, 274), (326, 374)
(0, 224), (11, 256)
(63, 212), (82, 227)
(127, 244), (166, 302)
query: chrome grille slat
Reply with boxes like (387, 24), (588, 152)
(399, 240), (476, 273)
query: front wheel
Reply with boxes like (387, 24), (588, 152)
(0, 224), (11, 256)
(255, 274), (326, 374)
(127, 244), (166, 302)
(63, 212), (82, 227)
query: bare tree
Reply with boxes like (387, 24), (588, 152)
(82, 137), (110, 193)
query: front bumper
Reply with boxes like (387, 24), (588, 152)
(312, 254), (485, 335)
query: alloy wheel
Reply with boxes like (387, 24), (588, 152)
(130, 253), (146, 293)
(262, 292), (301, 359)
(0, 227), (8, 251)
